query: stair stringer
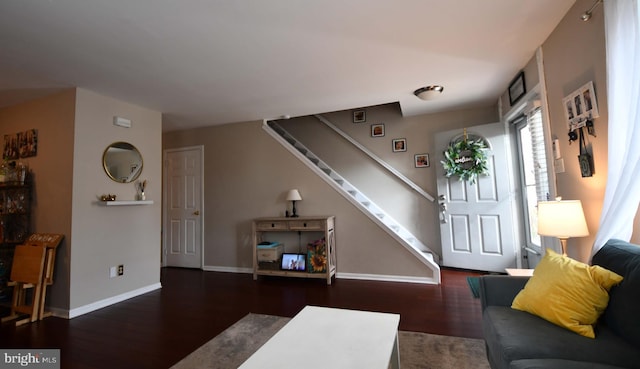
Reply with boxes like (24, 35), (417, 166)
(263, 120), (441, 284)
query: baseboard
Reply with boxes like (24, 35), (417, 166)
(336, 272), (437, 285)
(202, 266), (436, 284)
(63, 282), (162, 319)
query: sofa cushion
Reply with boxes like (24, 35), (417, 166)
(510, 359), (629, 369)
(483, 306), (640, 369)
(592, 239), (640, 348)
(512, 249), (623, 338)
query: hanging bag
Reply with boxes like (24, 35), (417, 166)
(578, 128), (594, 177)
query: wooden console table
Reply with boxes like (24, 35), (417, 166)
(252, 216), (336, 285)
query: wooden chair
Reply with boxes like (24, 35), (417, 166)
(2, 233), (63, 325)
(1, 245), (46, 326)
(21, 233), (64, 320)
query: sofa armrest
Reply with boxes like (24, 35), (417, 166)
(479, 275), (529, 311)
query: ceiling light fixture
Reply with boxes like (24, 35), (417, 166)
(581, 0), (602, 21)
(414, 85), (444, 100)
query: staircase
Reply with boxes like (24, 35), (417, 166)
(263, 120), (441, 283)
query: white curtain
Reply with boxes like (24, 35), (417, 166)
(593, 0), (640, 256)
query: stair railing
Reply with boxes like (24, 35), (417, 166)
(263, 120), (441, 283)
(313, 114), (435, 202)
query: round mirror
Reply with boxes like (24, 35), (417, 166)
(102, 142), (143, 183)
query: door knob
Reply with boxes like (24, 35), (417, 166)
(193, 210), (200, 215)
(438, 195), (447, 223)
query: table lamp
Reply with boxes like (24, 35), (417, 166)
(537, 199), (589, 256)
(286, 189), (302, 218)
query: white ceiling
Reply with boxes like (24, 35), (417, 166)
(0, 1), (576, 131)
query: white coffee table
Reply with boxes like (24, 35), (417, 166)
(239, 305), (401, 369)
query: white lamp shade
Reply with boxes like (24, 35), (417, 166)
(537, 200), (589, 238)
(285, 189), (302, 201)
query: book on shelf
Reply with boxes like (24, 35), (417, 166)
(257, 241), (281, 249)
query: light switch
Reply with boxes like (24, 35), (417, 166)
(554, 158), (565, 173)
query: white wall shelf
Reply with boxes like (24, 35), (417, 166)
(100, 200), (154, 206)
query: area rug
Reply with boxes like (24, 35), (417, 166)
(467, 276), (481, 298)
(171, 313), (490, 369)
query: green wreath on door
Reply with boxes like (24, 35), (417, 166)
(441, 133), (489, 184)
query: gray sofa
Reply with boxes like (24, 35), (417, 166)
(479, 239), (640, 369)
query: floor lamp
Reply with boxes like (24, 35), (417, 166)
(537, 200), (589, 256)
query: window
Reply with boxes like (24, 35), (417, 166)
(514, 107), (550, 252)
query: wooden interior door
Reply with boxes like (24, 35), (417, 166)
(163, 146), (203, 268)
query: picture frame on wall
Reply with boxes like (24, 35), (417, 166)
(414, 153), (430, 168)
(392, 138), (406, 152)
(353, 110), (366, 123)
(371, 124), (385, 137)
(4, 129), (38, 159)
(562, 81), (599, 131)
(508, 71), (526, 106)
(18, 129), (37, 158)
(3, 134), (18, 160)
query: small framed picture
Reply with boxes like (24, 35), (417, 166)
(414, 153), (430, 168)
(371, 124), (385, 137)
(392, 138), (407, 152)
(18, 129), (38, 158)
(562, 81), (599, 131)
(3, 133), (19, 160)
(353, 110), (366, 123)
(508, 71), (526, 106)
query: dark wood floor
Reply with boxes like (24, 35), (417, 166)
(0, 267), (484, 369)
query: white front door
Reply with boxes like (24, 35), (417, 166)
(163, 146), (203, 268)
(435, 123), (518, 273)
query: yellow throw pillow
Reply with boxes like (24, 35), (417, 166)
(511, 249), (623, 338)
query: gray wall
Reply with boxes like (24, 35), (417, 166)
(0, 88), (162, 315)
(163, 120), (447, 280)
(537, 0), (610, 261)
(497, 0), (640, 261)
(163, 103), (498, 280)
(280, 103), (498, 259)
(70, 88), (162, 312)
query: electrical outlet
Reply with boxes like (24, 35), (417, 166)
(118, 265), (124, 276)
(109, 266), (117, 278)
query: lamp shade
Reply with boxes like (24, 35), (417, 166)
(285, 189), (302, 201)
(537, 200), (589, 238)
